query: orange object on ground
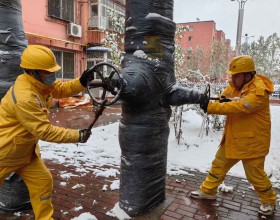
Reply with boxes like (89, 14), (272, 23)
(58, 95), (93, 108)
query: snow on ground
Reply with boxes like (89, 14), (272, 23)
(40, 105), (280, 219)
(41, 105), (280, 180)
(71, 212), (98, 220)
(106, 203), (131, 220)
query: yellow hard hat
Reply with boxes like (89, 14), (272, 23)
(20, 45), (61, 72)
(226, 55), (255, 75)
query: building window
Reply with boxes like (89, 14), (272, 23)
(189, 26), (193, 31)
(87, 51), (112, 79)
(48, 0), (74, 22)
(188, 36), (193, 42)
(89, 0), (125, 32)
(52, 50), (75, 79)
(188, 47), (192, 52)
(91, 4), (98, 16)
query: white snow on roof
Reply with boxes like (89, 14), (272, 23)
(87, 46), (111, 52)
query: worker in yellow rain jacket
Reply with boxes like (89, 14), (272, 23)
(190, 55), (276, 216)
(0, 45), (93, 220)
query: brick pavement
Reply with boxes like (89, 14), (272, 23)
(0, 106), (279, 219)
(47, 163), (280, 220)
(1, 165), (279, 220)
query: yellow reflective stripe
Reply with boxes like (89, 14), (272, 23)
(209, 172), (219, 180)
(242, 99), (252, 110)
(260, 185), (272, 193)
(12, 86), (17, 104)
(40, 194), (52, 201)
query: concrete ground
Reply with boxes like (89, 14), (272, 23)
(0, 104), (279, 220)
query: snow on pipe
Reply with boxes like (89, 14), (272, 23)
(118, 0), (202, 216)
(0, 0), (27, 100)
(0, 0), (30, 212)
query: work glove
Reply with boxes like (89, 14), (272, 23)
(199, 93), (210, 113)
(79, 129), (92, 143)
(80, 69), (94, 87)
(219, 96), (231, 103)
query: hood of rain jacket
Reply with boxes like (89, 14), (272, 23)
(0, 73), (85, 166)
(207, 74), (273, 159)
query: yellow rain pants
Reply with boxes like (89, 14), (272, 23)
(0, 158), (53, 220)
(200, 145), (276, 205)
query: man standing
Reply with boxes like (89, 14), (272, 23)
(0, 45), (93, 219)
(191, 55), (276, 216)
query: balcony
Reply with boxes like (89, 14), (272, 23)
(87, 30), (106, 45)
(89, 17), (98, 28)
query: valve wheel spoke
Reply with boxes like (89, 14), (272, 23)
(87, 62), (123, 106)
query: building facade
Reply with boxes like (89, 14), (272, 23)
(176, 20), (233, 81)
(21, 0), (125, 80)
(177, 20), (230, 57)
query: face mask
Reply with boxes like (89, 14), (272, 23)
(43, 73), (56, 85)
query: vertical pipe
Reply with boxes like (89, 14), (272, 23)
(0, 0), (30, 212)
(0, 0), (27, 100)
(119, 0), (176, 215)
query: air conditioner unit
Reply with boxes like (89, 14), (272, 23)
(67, 23), (82, 38)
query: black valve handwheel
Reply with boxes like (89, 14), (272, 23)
(86, 62), (123, 106)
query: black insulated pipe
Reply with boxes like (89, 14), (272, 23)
(0, 0), (27, 100)
(118, 0), (202, 216)
(0, 0), (30, 212)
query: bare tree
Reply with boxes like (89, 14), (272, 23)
(174, 25), (188, 78)
(243, 33), (280, 82)
(209, 40), (231, 82)
(99, 8), (125, 67)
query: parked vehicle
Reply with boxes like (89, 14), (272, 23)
(271, 84), (280, 99)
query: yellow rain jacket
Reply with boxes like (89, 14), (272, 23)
(208, 74), (274, 159)
(0, 73), (85, 166)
